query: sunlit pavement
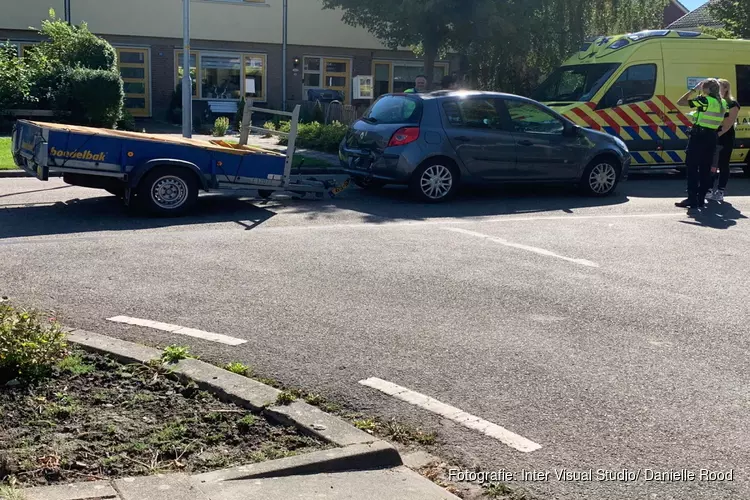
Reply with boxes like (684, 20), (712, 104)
(1, 173), (749, 500)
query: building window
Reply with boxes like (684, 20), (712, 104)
(303, 56), (351, 103)
(244, 54), (266, 100)
(372, 61), (449, 96)
(201, 54), (242, 100)
(174, 50), (266, 102)
(176, 51), (198, 97)
(303, 57), (321, 87)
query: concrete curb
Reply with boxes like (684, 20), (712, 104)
(194, 441), (401, 483)
(65, 329), (401, 466)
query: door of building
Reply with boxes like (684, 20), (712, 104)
(117, 48), (150, 118)
(323, 58), (350, 104)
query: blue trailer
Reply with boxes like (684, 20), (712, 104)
(11, 105), (343, 215)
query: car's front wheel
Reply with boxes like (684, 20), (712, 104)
(409, 160), (459, 203)
(580, 158), (620, 196)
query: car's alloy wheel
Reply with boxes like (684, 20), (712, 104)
(420, 164), (453, 200)
(587, 162), (617, 194)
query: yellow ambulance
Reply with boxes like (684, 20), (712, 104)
(533, 30), (750, 175)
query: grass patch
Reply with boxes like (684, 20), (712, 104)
(275, 391), (297, 406)
(57, 354), (95, 375)
(292, 155), (333, 170)
(0, 137), (15, 171)
(1, 349), (328, 487)
(225, 362), (251, 376)
(161, 345), (192, 364)
(237, 414), (257, 432)
(0, 484), (26, 500)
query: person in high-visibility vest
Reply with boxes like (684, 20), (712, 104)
(404, 75), (428, 94)
(675, 78), (725, 209)
(706, 79), (742, 202)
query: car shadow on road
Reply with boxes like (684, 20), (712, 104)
(0, 194), (277, 239)
(284, 183), (634, 225)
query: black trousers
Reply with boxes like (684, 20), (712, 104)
(686, 127), (717, 202)
(717, 130), (735, 190)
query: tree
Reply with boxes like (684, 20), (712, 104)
(463, 0), (669, 95)
(321, 0), (476, 87)
(710, 0), (750, 38)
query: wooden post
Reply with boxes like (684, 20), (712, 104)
(239, 98), (253, 146)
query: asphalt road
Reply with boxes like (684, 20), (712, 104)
(1, 174), (749, 500)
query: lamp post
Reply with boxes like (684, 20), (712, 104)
(64, 0), (71, 23)
(182, 0), (193, 138)
(282, 0), (288, 111)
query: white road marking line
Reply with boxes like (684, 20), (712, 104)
(107, 316), (247, 346)
(359, 377), (541, 453)
(444, 227), (599, 268)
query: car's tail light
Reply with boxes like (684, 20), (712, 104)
(388, 127), (420, 147)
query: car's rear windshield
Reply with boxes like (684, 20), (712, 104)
(362, 95), (423, 124)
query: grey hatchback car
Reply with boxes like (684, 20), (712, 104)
(339, 91), (630, 202)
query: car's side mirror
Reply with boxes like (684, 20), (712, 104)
(563, 123), (579, 137)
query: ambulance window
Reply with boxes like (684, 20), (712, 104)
(599, 64), (656, 109)
(737, 66), (750, 106)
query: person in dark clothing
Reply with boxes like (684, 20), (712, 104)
(441, 74), (459, 90)
(707, 79), (741, 202)
(675, 79), (725, 209)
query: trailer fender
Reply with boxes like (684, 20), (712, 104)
(129, 159), (209, 191)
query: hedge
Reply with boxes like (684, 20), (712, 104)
(269, 120), (348, 154)
(54, 67), (124, 128)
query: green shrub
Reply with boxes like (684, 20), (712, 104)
(0, 303), (67, 383)
(36, 11), (117, 71)
(212, 116), (230, 137)
(54, 66), (124, 127)
(116, 107), (136, 131)
(277, 121), (346, 153)
(0, 43), (34, 110)
(262, 120), (277, 132)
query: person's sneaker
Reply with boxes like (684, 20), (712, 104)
(706, 189), (716, 200)
(675, 198), (696, 208)
(714, 189), (725, 202)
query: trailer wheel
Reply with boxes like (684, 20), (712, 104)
(137, 166), (198, 216)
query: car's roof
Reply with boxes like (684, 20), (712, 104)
(396, 90), (532, 101)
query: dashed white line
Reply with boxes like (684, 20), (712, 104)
(444, 227), (600, 268)
(107, 316), (247, 346)
(359, 377), (541, 453)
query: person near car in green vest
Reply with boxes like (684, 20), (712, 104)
(675, 78), (726, 209)
(404, 75), (428, 94)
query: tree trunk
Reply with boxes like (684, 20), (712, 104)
(423, 35), (438, 90)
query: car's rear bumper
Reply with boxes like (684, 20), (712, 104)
(339, 149), (414, 183)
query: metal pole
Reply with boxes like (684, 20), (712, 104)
(282, 0), (288, 111)
(182, 0), (193, 138)
(64, 0), (71, 23)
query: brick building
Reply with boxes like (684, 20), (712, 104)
(1, 0), (454, 119)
